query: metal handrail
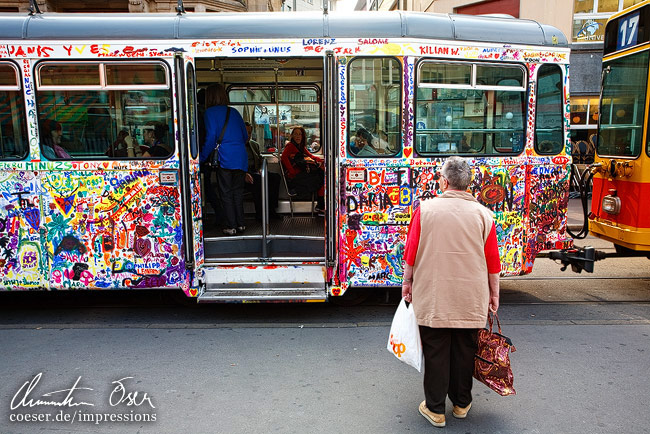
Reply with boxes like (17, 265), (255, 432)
(261, 158), (268, 258)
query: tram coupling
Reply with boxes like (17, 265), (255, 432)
(549, 247), (607, 273)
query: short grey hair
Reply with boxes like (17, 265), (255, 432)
(441, 156), (472, 190)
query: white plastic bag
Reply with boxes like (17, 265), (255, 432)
(387, 298), (424, 372)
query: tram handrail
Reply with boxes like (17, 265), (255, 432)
(261, 157), (268, 258)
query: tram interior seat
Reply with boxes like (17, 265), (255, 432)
(275, 151), (315, 218)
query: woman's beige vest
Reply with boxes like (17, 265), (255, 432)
(412, 190), (495, 329)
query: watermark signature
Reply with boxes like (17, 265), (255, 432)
(8, 373), (156, 425)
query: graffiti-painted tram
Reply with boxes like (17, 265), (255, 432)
(0, 11), (572, 301)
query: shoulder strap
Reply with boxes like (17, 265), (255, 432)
(217, 107), (231, 145)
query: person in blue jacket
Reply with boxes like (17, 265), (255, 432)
(200, 84), (248, 236)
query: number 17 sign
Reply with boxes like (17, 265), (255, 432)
(617, 11), (640, 51)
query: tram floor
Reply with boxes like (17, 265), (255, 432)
(202, 213), (326, 260)
(203, 213), (325, 238)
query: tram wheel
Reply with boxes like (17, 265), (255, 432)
(329, 288), (372, 306)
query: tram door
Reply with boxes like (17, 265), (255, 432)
(175, 55), (204, 294)
(195, 55), (338, 302)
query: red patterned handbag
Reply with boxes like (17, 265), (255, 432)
(474, 312), (516, 396)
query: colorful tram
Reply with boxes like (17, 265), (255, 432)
(0, 11), (572, 301)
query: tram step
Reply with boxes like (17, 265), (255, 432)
(199, 264), (327, 302)
(198, 287), (327, 302)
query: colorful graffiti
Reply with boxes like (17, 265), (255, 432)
(0, 33), (572, 297)
(0, 167), (191, 291)
(338, 162), (539, 288)
(335, 50), (572, 293)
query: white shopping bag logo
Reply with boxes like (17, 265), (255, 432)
(389, 334), (406, 358)
(387, 298), (424, 372)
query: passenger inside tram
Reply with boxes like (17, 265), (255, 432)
(352, 127), (383, 156)
(105, 129), (145, 158)
(141, 121), (172, 158)
(281, 126), (325, 212)
(40, 119), (71, 159)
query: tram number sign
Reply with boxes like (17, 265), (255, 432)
(617, 11), (640, 51)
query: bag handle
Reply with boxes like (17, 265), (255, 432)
(486, 312), (515, 351)
(217, 107), (231, 147)
(487, 311), (502, 335)
(210, 107), (231, 168)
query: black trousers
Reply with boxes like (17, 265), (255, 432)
(217, 168), (246, 229)
(202, 164), (221, 216)
(419, 326), (478, 414)
(245, 172), (281, 219)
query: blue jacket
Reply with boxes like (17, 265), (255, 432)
(200, 105), (248, 171)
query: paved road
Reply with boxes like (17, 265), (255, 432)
(1, 286), (649, 433)
(1, 237), (649, 434)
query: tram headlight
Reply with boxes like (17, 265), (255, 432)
(602, 195), (621, 215)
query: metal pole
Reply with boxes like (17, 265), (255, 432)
(261, 158), (268, 258)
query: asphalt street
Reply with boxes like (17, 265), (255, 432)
(0, 199), (649, 433)
(1, 296), (649, 434)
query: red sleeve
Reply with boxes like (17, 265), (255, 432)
(281, 143), (299, 178)
(403, 207), (421, 266)
(484, 222), (501, 274)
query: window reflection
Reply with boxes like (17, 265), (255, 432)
(36, 62), (172, 159)
(347, 57), (401, 157)
(415, 62), (526, 155)
(599, 51), (649, 157)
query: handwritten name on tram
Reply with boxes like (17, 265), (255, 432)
(6, 45), (164, 58)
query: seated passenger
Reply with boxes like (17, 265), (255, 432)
(40, 119), (71, 159)
(142, 121), (172, 158)
(281, 126), (325, 211)
(105, 130), (144, 158)
(354, 127), (381, 157)
(459, 134), (482, 153)
(244, 122), (281, 220)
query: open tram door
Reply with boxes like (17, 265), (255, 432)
(194, 53), (338, 302)
(175, 54), (205, 296)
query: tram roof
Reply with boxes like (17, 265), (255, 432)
(0, 11), (568, 48)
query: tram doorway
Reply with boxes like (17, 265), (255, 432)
(193, 57), (333, 301)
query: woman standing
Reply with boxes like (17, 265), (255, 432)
(200, 84), (248, 236)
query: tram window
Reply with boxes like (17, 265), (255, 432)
(599, 51), (649, 157)
(415, 61), (526, 156)
(35, 61), (172, 159)
(229, 88), (273, 104)
(0, 62), (28, 160)
(39, 63), (100, 86)
(186, 63), (198, 159)
(347, 57), (401, 158)
(535, 64), (564, 155)
(106, 63), (167, 86)
(420, 63), (471, 86)
(229, 86), (320, 153)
